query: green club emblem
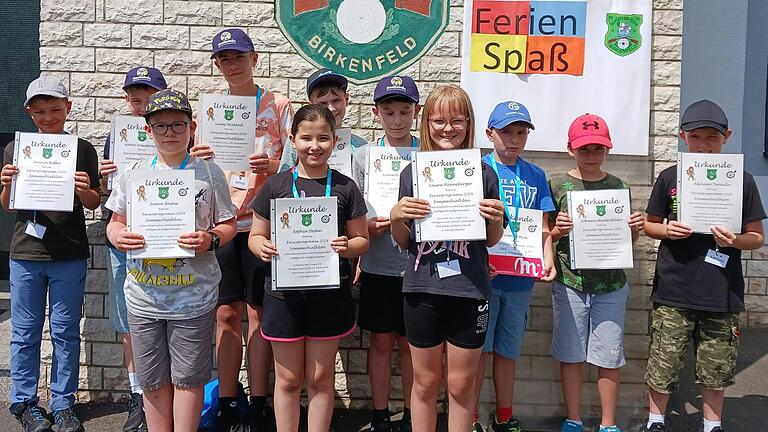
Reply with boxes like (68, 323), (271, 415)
(510, 221), (520, 233)
(275, 0), (449, 84)
(596, 205), (606, 217)
(391, 160), (401, 171)
(444, 166), (455, 180)
(158, 187), (169, 199)
(707, 168), (717, 180)
(42, 148), (52, 159)
(604, 13), (643, 57)
(302, 213), (312, 227)
(224, 110), (234, 121)
(137, 130), (147, 142)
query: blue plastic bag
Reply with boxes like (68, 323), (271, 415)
(199, 378), (248, 430)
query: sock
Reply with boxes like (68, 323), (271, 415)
(219, 397), (238, 413)
(472, 407), (478, 423)
(496, 407), (512, 423)
(128, 372), (142, 395)
(647, 413), (665, 428)
(600, 426), (617, 430)
(703, 418), (722, 432)
(567, 419), (583, 425)
(372, 408), (389, 423)
(402, 408), (411, 422)
(249, 395), (266, 415)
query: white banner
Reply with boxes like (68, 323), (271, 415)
(460, 0), (652, 155)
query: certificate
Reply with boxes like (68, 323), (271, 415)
(328, 128), (353, 178)
(412, 148), (485, 242)
(676, 152), (743, 234)
(198, 94), (256, 172)
(126, 169), (196, 259)
(108, 115), (156, 189)
(10, 132), (78, 212)
(488, 208), (544, 277)
(567, 189), (633, 269)
(270, 196), (340, 290)
(364, 146), (412, 218)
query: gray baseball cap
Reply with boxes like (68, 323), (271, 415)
(24, 76), (69, 107)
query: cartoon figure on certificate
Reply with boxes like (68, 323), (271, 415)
(120, 128), (128, 142)
(686, 166), (695, 181)
(281, 212), (290, 229)
(22, 146), (31, 159)
(137, 185), (147, 201)
(576, 204), (586, 220)
(373, 159), (381, 172)
(422, 166), (432, 182)
(207, 107), (215, 121)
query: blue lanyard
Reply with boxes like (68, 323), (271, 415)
(489, 154), (521, 245)
(151, 153), (190, 170)
(378, 136), (418, 147)
(253, 87), (262, 119)
(292, 167), (332, 198)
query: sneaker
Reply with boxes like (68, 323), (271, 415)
(123, 392), (148, 432)
(52, 408), (83, 432)
(244, 402), (273, 432)
(370, 416), (392, 432)
(11, 403), (52, 432)
(560, 420), (584, 432)
(642, 424), (667, 432)
(599, 427), (622, 432)
(706, 428), (723, 432)
(472, 422), (485, 432)
(213, 400), (245, 432)
(491, 417), (523, 432)
(399, 416), (412, 432)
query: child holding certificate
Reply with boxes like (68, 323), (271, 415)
(248, 104), (369, 432)
(471, 101), (557, 432)
(1, 76), (100, 432)
(547, 114), (645, 432)
(642, 101), (766, 432)
(351, 75), (421, 432)
(389, 85), (506, 432)
(106, 89), (237, 432)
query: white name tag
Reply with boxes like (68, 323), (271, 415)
(230, 175), (249, 190)
(25, 221), (47, 239)
(437, 259), (461, 279)
(705, 249), (729, 268)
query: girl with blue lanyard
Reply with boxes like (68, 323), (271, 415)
(248, 104), (369, 432)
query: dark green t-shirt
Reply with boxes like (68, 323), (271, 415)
(548, 172), (629, 294)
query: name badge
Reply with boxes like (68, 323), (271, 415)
(25, 221), (47, 239)
(230, 175), (249, 190)
(437, 260), (461, 279)
(705, 249), (729, 268)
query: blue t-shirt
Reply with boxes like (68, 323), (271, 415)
(482, 154), (555, 291)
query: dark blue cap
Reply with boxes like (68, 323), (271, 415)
(487, 101), (535, 130)
(123, 66), (167, 91)
(373, 75), (419, 104)
(306, 68), (348, 98)
(210, 28), (255, 59)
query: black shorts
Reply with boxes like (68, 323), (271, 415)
(403, 292), (489, 349)
(261, 289), (356, 341)
(358, 272), (406, 336)
(216, 231), (266, 306)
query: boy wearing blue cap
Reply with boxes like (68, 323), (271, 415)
(99, 65), (168, 432)
(471, 101), (557, 432)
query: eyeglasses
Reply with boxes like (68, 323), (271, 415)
(149, 121), (190, 135)
(429, 117), (468, 130)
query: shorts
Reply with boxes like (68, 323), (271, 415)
(646, 304), (740, 393)
(403, 292), (489, 349)
(261, 290), (356, 341)
(482, 288), (533, 359)
(217, 231), (266, 306)
(107, 247), (129, 334)
(128, 308), (215, 392)
(358, 272), (406, 336)
(550, 282), (629, 369)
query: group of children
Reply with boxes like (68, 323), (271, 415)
(0, 26), (762, 432)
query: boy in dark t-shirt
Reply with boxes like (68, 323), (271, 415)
(642, 100), (766, 432)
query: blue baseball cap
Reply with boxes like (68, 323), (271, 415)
(306, 68), (348, 97)
(373, 75), (419, 104)
(123, 66), (167, 91)
(210, 28), (255, 58)
(487, 101), (535, 130)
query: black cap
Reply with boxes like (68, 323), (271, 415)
(144, 89), (193, 119)
(680, 99), (728, 135)
(306, 69), (348, 98)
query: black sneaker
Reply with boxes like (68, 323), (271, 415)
(52, 407), (83, 432)
(490, 417), (523, 432)
(708, 428), (724, 432)
(213, 400), (245, 432)
(642, 424), (667, 432)
(370, 416), (392, 432)
(11, 403), (52, 432)
(123, 392), (148, 432)
(244, 402), (270, 432)
(472, 422), (486, 432)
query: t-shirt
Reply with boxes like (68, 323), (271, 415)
(105, 157), (235, 320)
(278, 132), (367, 174)
(482, 154), (555, 291)
(351, 138), (419, 277)
(251, 168), (368, 300)
(548, 172), (630, 295)
(646, 165), (766, 312)
(398, 162), (501, 300)
(3, 137), (99, 261)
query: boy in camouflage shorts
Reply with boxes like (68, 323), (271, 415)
(643, 100), (766, 432)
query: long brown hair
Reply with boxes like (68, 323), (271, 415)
(418, 85), (475, 151)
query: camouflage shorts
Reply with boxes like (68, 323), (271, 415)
(645, 305), (740, 393)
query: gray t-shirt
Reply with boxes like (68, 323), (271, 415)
(105, 157), (235, 320)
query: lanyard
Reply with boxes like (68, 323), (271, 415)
(151, 153), (190, 170)
(253, 87), (262, 120)
(292, 167), (331, 198)
(378, 136), (418, 147)
(489, 154), (521, 245)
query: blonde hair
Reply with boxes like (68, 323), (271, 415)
(418, 85), (475, 151)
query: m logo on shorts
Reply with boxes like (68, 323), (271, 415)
(302, 213), (312, 227)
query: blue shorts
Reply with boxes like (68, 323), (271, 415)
(107, 247), (129, 334)
(482, 287), (533, 359)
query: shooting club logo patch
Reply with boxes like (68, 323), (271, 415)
(276, 0), (449, 83)
(605, 13), (643, 57)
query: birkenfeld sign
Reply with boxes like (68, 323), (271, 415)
(276, 0), (450, 84)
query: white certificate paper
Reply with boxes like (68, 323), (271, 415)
(488, 208), (544, 277)
(198, 94), (257, 172)
(270, 196), (340, 290)
(567, 189), (633, 269)
(127, 169), (195, 259)
(10, 132), (78, 212)
(364, 146), (413, 218)
(412, 148), (485, 242)
(677, 152), (743, 234)
(328, 128), (353, 178)
(109, 115), (156, 190)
